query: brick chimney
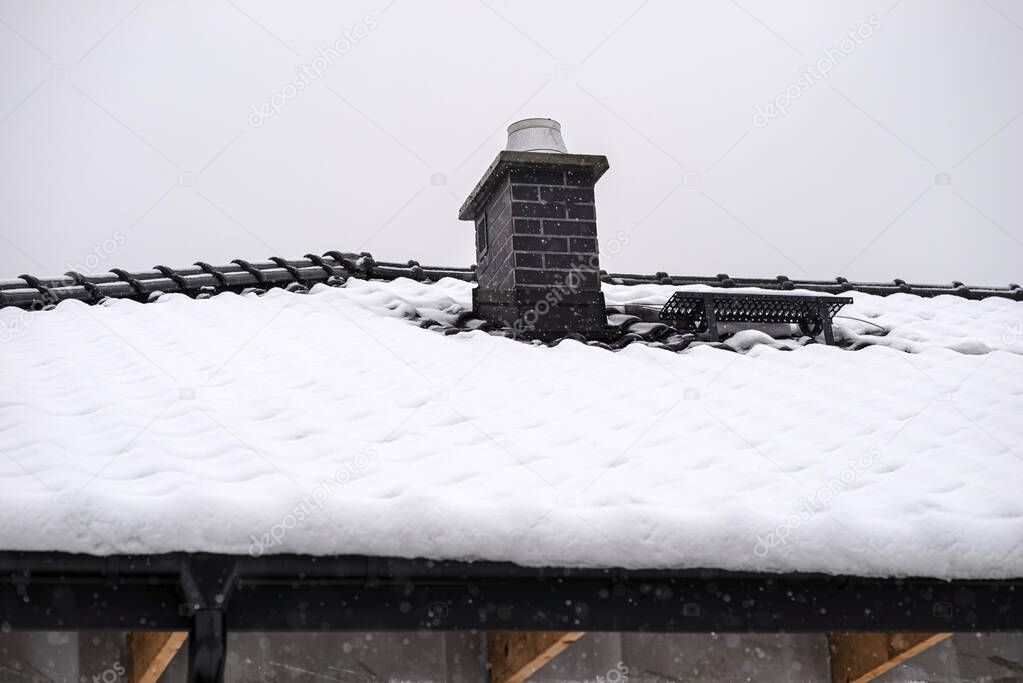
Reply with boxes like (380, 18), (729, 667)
(458, 119), (610, 338)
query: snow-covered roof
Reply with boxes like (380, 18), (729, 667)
(1, 277), (1021, 579)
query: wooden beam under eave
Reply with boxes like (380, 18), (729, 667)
(828, 632), (952, 683)
(488, 632), (585, 683)
(129, 632), (188, 683)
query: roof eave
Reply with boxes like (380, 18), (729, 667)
(1, 551), (1020, 633)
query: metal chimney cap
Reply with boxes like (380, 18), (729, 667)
(506, 118), (568, 154)
(507, 118), (561, 134)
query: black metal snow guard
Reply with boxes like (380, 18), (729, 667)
(659, 291), (853, 345)
(1, 252), (1020, 310)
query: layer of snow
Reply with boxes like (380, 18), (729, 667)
(1, 278), (1022, 578)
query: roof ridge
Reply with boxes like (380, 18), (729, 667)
(1, 252), (1020, 310)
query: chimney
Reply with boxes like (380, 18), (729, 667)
(458, 118), (610, 338)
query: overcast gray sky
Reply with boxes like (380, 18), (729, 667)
(1, 0), (1020, 285)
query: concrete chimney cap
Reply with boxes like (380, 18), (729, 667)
(506, 118), (568, 154)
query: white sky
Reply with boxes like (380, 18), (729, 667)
(1, 0), (1021, 284)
